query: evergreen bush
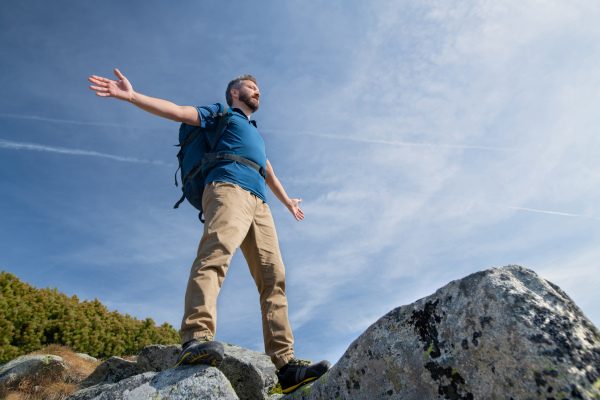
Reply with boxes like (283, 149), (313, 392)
(0, 271), (180, 363)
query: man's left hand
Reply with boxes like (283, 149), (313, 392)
(288, 199), (304, 221)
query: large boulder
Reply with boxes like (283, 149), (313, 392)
(282, 265), (600, 399)
(135, 344), (180, 372)
(0, 354), (67, 386)
(79, 356), (145, 388)
(221, 343), (278, 400)
(67, 366), (238, 400)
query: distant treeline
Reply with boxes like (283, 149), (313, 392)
(0, 271), (180, 363)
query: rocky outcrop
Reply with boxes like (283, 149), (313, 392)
(4, 265), (599, 399)
(283, 265), (600, 399)
(69, 343), (278, 400)
(69, 367), (239, 400)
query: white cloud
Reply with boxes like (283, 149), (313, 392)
(270, 0), (600, 351)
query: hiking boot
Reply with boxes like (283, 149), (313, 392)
(277, 357), (332, 393)
(173, 337), (224, 368)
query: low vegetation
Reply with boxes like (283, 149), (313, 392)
(0, 271), (180, 363)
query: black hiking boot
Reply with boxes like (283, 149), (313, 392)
(277, 357), (332, 393)
(173, 337), (224, 368)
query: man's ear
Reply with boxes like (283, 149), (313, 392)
(230, 88), (239, 101)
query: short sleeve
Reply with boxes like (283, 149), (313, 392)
(195, 104), (223, 128)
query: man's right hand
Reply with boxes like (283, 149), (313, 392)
(87, 69), (200, 125)
(88, 69), (134, 101)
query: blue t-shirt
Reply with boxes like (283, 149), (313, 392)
(196, 104), (267, 203)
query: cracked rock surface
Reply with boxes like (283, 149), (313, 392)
(282, 265), (600, 400)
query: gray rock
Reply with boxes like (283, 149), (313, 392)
(0, 354), (67, 386)
(9, 265), (595, 399)
(79, 356), (144, 388)
(73, 343), (276, 399)
(76, 353), (98, 362)
(67, 365), (238, 400)
(220, 343), (278, 399)
(136, 344), (181, 372)
(283, 265), (600, 399)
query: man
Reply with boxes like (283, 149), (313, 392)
(88, 69), (330, 393)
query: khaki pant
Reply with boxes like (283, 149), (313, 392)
(180, 181), (294, 369)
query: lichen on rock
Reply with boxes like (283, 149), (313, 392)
(279, 265), (600, 399)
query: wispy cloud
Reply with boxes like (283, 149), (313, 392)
(263, 129), (518, 152)
(0, 113), (161, 130)
(7, 114), (511, 153)
(0, 139), (167, 165)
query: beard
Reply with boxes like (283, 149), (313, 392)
(239, 92), (260, 113)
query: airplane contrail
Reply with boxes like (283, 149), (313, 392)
(0, 113), (167, 130)
(262, 129), (518, 152)
(0, 113), (134, 128)
(407, 191), (600, 221)
(505, 205), (600, 221)
(0, 139), (167, 166)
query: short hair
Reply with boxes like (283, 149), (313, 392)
(225, 75), (258, 106)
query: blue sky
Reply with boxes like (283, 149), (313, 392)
(1, 0), (599, 365)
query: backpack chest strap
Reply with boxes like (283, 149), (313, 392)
(203, 152), (267, 179)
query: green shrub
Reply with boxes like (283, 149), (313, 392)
(0, 271), (180, 363)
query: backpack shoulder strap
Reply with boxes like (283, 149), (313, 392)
(209, 103), (232, 151)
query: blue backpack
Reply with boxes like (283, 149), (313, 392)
(173, 103), (267, 222)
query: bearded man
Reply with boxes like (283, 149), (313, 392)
(88, 69), (330, 393)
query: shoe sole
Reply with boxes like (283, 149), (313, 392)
(280, 361), (332, 393)
(281, 377), (318, 393)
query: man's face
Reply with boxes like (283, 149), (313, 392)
(237, 80), (260, 113)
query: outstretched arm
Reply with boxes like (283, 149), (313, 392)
(88, 69), (200, 126)
(265, 160), (304, 221)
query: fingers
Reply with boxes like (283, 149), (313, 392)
(294, 206), (304, 221)
(88, 72), (123, 99)
(89, 84), (107, 91)
(289, 198), (304, 221)
(88, 75), (111, 85)
(88, 77), (112, 95)
(89, 83), (110, 97)
(114, 68), (125, 80)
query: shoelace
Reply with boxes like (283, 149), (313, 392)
(290, 357), (312, 366)
(193, 335), (214, 343)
